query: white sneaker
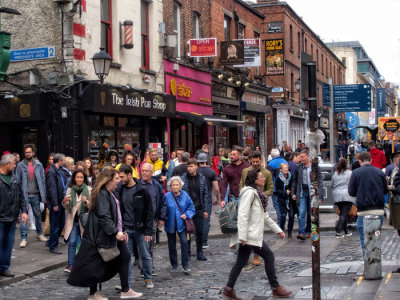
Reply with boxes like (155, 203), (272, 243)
(345, 232), (353, 237)
(88, 292), (108, 300)
(36, 234), (48, 242)
(120, 289), (143, 299)
(20, 240), (27, 248)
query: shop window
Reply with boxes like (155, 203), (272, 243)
(88, 115), (101, 127)
(104, 116), (115, 127)
(89, 130), (115, 164)
(141, 0), (149, 69)
(117, 130), (140, 151)
(243, 115), (257, 148)
(100, 0), (113, 58)
(119, 117), (128, 127)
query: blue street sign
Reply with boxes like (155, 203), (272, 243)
(322, 83), (330, 106)
(333, 84), (371, 113)
(10, 46), (55, 62)
(376, 88), (386, 117)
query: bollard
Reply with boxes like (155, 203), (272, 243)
(363, 215), (382, 280)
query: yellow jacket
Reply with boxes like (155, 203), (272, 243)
(115, 163), (139, 179)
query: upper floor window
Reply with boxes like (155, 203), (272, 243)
(254, 31), (260, 75)
(193, 13), (200, 38)
(224, 16), (231, 41)
(289, 25), (293, 51)
(101, 0), (112, 58)
(173, 4), (181, 58)
(316, 49), (319, 71)
(141, 0), (149, 69)
(238, 23), (245, 39)
(297, 32), (301, 56)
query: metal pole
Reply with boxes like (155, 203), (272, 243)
(329, 78), (335, 164)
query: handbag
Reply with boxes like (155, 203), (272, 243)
(79, 212), (89, 228)
(393, 193), (400, 204)
(335, 204), (357, 217)
(98, 244), (120, 262)
(173, 195), (195, 234)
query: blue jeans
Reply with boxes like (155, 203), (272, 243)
(20, 196), (42, 238)
(0, 222), (16, 273)
(349, 154), (355, 165)
(298, 191), (311, 235)
(67, 222), (81, 266)
(48, 203), (65, 251)
(272, 193), (281, 223)
(167, 230), (189, 269)
(356, 215), (383, 258)
(203, 203), (212, 245)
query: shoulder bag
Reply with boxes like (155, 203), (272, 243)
(98, 244), (120, 262)
(173, 195), (195, 233)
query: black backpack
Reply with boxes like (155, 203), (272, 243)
(218, 200), (239, 234)
(349, 145), (355, 154)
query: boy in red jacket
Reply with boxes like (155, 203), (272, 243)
(369, 140), (386, 169)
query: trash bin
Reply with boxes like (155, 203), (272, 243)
(363, 215), (382, 280)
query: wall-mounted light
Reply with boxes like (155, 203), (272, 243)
(244, 81), (250, 88)
(217, 73), (224, 80)
(120, 20), (133, 49)
(227, 77), (233, 83)
(295, 78), (301, 91)
(236, 79), (241, 86)
(61, 107), (67, 119)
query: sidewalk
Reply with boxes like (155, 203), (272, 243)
(0, 203), (393, 288)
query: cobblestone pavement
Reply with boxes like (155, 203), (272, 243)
(1, 230), (399, 300)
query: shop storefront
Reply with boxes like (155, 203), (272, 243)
(275, 104), (306, 149)
(164, 60), (213, 155)
(80, 83), (176, 163)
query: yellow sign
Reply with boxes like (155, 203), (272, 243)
(170, 78), (192, 99)
(378, 117), (400, 140)
(20, 104), (31, 118)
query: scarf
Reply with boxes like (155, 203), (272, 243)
(278, 172), (291, 189)
(69, 183), (89, 214)
(256, 187), (268, 212)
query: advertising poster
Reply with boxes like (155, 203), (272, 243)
(220, 40), (245, 65)
(378, 117), (400, 140)
(265, 39), (284, 75)
(233, 39), (261, 68)
(189, 38), (217, 57)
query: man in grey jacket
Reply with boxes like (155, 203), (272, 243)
(291, 150), (323, 240)
(15, 145), (47, 248)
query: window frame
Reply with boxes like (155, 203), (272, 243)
(224, 15), (231, 41)
(141, 0), (150, 69)
(100, 0), (113, 59)
(173, 4), (181, 58)
(238, 23), (245, 40)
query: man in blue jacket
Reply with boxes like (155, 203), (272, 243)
(15, 144), (47, 248)
(182, 158), (209, 261)
(0, 154), (28, 277)
(348, 151), (388, 257)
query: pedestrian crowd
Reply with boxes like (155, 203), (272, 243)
(1, 139), (400, 299)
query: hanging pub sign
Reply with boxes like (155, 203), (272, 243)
(189, 38), (217, 57)
(265, 39), (284, 75)
(219, 40), (245, 65)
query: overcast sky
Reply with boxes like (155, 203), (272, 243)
(249, 0), (400, 85)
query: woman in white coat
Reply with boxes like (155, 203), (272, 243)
(222, 168), (292, 300)
(332, 158), (355, 238)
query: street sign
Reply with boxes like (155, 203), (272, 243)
(376, 88), (386, 117)
(10, 46), (55, 62)
(322, 82), (330, 106)
(333, 84), (371, 113)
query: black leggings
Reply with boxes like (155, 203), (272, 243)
(227, 241), (279, 289)
(335, 201), (353, 234)
(89, 241), (131, 294)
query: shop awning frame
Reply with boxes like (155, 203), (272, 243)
(176, 111), (244, 128)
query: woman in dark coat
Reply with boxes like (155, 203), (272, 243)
(67, 167), (142, 300)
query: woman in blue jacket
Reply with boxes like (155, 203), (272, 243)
(160, 176), (195, 274)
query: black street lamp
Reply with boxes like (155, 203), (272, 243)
(91, 47), (111, 84)
(295, 78), (301, 91)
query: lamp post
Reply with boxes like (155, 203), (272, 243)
(91, 47), (111, 84)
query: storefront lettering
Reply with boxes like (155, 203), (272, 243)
(111, 92), (166, 112)
(170, 78), (192, 99)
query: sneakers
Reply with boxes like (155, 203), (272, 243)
(88, 292), (108, 300)
(271, 285), (292, 298)
(1, 270), (15, 277)
(145, 279), (154, 289)
(183, 267), (191, 274)
(253, 254), (261, 266)
(120, 288), (143, 299)
(171, 267), (178, 273)
(197, 252), (207, 261)
(297, 234), (306, 240)
(49, 248), (63, 254)
(345, 232), (353, 237)
(202, 244), (209, 249)
(64, 265), (72, 273)
(222, 286), (242, 300)
(336, 233), (345, 239)
(20, 239), (27, 248)
(36, 234), (48, 242)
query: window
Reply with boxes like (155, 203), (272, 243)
(192, 13), (200, 38)
(297, 32), (301, 55)
(254, 32), (260, 75)
(316, 49), (319, 71)
(305, 38), (307, 53)
(224, 15), (231, 41)
(311, 44), (313, 59)
(173, 4), (181, 58)
(321, 54), (324, 74)
(289, 25), (293, 51)
(341, 57), (346, 66)
(141, 0), (149, 69)
(238, 23), (245, 39)
(100, 0), (112, 58)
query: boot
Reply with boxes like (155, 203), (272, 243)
(222, 286), (242, 300)
(272, 285), (292, 298)
(253, 254), (261, 266)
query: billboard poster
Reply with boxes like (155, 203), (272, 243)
(220, 40), (245, 65)
(378, 117), (400, 140)
(265, 39), (284, 75)
(233, 39), (261, 68)
(189, 38), (217, 57)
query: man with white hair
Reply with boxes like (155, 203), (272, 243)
(267, 149), (288, 222)
(0, 154), (28, 277)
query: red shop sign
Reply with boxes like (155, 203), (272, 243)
(189, 38), (217, 57)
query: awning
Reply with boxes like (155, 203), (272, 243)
(176, 111), (244, 128)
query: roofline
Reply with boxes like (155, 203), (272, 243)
(237, 0), (266, 19)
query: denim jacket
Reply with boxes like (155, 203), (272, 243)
(15, 159), (46, 203)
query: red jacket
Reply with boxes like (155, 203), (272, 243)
(370, 147), (386, 169)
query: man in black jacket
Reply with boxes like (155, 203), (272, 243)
(118, 164), (154, 289)
(348, 151), (388, 258)
(46, 153), (66, 254)
(0, 154), (28, 277)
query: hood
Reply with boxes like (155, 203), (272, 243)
(107, 150), (119, 161)
(239, 186), (256, 198)
(369, 148), (381, 155)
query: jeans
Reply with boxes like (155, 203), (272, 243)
(189, 210), (204, 254)
(167, 230), (189, 269)
(48, 203), (65, 251)
(226, 241), (279, 289)
(203, 204), (212, 246)
(20, 196), (42, 239)
(335, 202), (352, 234)
(278, 196), (296, 232)
(0, 222), (16, 273)
(298, 191), (311, 235)
(67, 222), (81, 267)
(272, 193), (281, 223)
(356, 215), (384, 258)
(131, 229), (152, 281)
